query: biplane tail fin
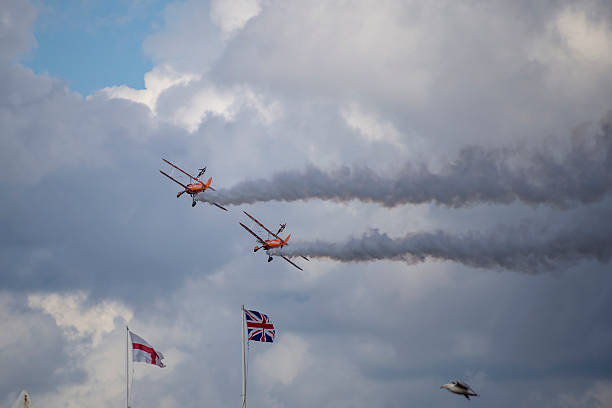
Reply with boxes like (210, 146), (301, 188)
(282, 234), (291, 245)
(205, 177), (212, 189)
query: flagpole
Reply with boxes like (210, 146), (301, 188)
(126, 326), (129, 408)
(241, 305), (246, 408)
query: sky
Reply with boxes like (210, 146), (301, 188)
(1, 0), (612, 407)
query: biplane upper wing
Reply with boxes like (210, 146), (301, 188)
(162, 158), (204, 182)
(243, 211), (282, 240)
(280, 255), (303, 271)
(239, 222), (267, 245)
(160, 170), (188, 189)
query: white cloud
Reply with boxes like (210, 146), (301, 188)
(97, 64), (199, 113)
(28, 292), (132, 346)
(98, 65), (281, 132)
(164, 83), (282, 132)
(557, 9), (612, 64)
(341, 102), (405, 150)
(210, 0), (262, 34)
(253, 334), (312, 386)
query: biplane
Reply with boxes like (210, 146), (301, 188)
(159, 158), (227, 210)
(239, 211), (309, 271)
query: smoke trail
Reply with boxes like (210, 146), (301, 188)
(267, 210), (612, 273)
(200, 113), (612, 208)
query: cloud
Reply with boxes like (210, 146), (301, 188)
(28, 291), (132, 346)
(0, 0), (37, 62)
(97, 65), (200, 113)
(210, 0), (262, 34)
(556, 8), (612, 64)
(252, 334), (311, 386)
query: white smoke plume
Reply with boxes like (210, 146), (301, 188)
(268, 210), (612, 273)
(200, 113), (612, 208)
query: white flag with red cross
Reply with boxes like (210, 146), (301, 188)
(129, 330), (166, 368)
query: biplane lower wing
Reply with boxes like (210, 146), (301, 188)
(239, 222), (267, 245)
(281, 255), (303, 271)
(160, 170), (188, 189)
(301, 256), (310, 261)
(212, 202), (228, 211)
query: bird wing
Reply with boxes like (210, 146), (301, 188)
(455, 380), (470, 390)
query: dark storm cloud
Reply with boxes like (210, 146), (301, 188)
(201, 113), (612, 209)
(269, 207), (612, 272)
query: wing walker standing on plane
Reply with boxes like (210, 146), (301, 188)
(239, 211), (309, 271)
(159, 158), (227, 210)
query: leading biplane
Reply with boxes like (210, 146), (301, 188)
(159, 158), (227, 210)
(239, 211), (309, 271)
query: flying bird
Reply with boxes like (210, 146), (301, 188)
(440, 380), (479, 400)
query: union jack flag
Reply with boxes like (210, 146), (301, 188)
(245, 309), (275, 342)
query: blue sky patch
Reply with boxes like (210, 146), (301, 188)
(23, 0), (172, 95)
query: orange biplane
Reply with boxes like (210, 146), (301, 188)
(159, 158), (227, 210)
(239, 211), (309, 270)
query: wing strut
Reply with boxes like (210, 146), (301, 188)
(243, 211), (282, 240)
(162, 158), (200, 181)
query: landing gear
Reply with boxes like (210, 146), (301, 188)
(267, 256), (273, 262)
(192, 200), (196, 207)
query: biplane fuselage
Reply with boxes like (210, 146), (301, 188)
(185, 181), (209, 195)
(254, 235), (291, 252)
(174, 177), (212, 198)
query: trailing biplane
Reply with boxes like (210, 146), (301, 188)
(159, 158), (227, 210)
(239, 211), (309, 271)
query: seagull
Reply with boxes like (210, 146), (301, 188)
(440, 380), (479, 400)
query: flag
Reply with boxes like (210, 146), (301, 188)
(245, 309), (275, 342)
(129, 330), (166, 368)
